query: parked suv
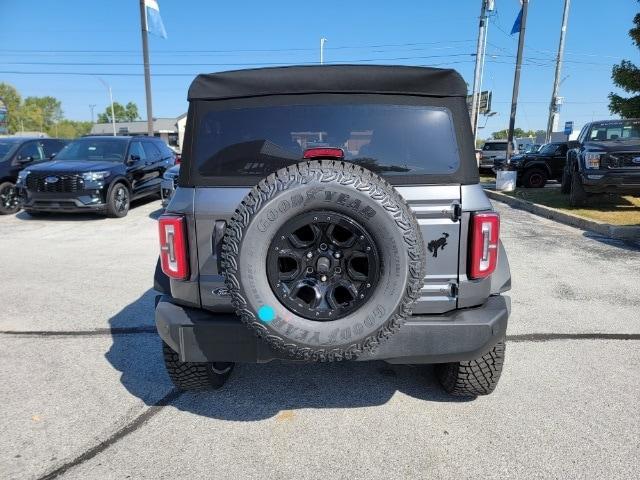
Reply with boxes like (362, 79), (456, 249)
(494, 142), (568, 188)
(562, 119), (640, 205)
(17, 136), (174, 217)
(155, 66), (511, 397)
(0, 137), (67, 214)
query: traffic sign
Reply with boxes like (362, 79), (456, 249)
(564, 121), (573, 135)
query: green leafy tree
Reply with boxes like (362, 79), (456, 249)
(97, 101), (140, 123)
(49, 120), (93, 139)
(609, 4), (640, 118)
(490, 128), (536, 140)
(0, 83), (23, 133)
(24, 96), (63, 131)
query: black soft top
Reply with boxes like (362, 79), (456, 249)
(188, 65), (467, 101)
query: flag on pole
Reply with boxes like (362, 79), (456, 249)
(510, 7), (523, 35)
(145, 0), (167, 38)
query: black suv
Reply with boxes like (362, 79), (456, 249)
(562, 119), (640, 205)
(17, 136), (174, 217)
(494, 141), (568, 188)
(0, 137), (67, 214)
(155, 65), (511, 398)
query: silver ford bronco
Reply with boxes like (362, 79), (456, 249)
(154, 65), (511, 397)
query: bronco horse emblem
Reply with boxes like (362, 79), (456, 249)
(427, 232), (449, 258)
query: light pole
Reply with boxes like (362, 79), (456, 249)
(89, 104), (96, 124)
(546, 0), (571, 143)
(320, 37), (327, 65)
(96, 77), (117, 136)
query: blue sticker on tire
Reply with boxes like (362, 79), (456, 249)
(257, 305), (276, 323)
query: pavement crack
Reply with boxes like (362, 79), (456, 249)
(507, 333), (640, 342)
(36, 389), (183, 480)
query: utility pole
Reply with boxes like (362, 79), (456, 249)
(139, 0), (154, 137)
(470, 0), (493, 142)
(89, 104), (96, 124)
(506, 0), (529, 161)
(320, 37), (327, 65)
(545, 0), (571, 143)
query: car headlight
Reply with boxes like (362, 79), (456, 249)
(17, 170), (30, 182)
(584, 152), (603, 169)
(82, 171), (110, 181)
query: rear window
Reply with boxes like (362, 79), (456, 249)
(483, 142), (507, 151)
(193, 101), (460, 183)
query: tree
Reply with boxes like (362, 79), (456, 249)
(0, 83), (23, 133)
(53, 120), (93, 138)
(96, 101), (140, 123)
(490, 128), (537, 139)
(609, 5), (640, 118)
(24, 96), (63, 131)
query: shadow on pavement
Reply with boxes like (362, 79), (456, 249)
(105, 289), (469, 421)
(582, 231), (640, 251)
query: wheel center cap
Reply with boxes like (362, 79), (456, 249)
(316, 256), (331, 274)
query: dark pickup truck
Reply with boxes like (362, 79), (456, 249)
(494, 142), (568, 188)
(562, 119), (640, 205)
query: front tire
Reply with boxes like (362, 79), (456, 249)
(436, 341), (506, 397)
(106, 182), (130, 218)
(0, 181), (21, 215)
(569, 174), (589, 206)
(162, 342), (234, 390)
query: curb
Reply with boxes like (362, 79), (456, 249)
(484, 189), (640, 241)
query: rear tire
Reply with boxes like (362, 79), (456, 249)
(522, 168), (547, 188)
(569, 174), (589, 206)
(436, 341), (506, 397)
(162, 342), (234, 390)
(560, 168), (571, 194)
(106, 182), (130, 218)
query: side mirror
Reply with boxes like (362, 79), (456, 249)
(128, 154), (140, 165)
(49, 152), (57, 159)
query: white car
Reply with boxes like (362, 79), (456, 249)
(480, 140), (519, 170)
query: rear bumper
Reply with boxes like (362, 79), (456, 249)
(581, 171), (640, 194)
(155, 295), (510, 364)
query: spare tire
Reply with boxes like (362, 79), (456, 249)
(221, 161), (425, 361)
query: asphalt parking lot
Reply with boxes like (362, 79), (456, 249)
(1, 199), (639, 480)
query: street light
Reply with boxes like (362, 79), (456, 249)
(320, 37), (327, 65)
(95, 77), (116, 136)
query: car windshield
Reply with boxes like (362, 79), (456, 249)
(588, 120), (640, 141)
(0, 140), (20, 161)
(194, 102), (460, 180)
(55, 138), (128, 161)
(538, 144), (557, 155)
(483, 142), (507, 151)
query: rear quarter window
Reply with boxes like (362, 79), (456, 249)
(191, 96), (462, 185)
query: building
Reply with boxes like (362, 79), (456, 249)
(90, 114), (187, 152)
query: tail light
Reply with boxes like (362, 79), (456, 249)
(303, 147), (344, 159)
(158, 215), (189, 280)
(469, 212), (500, 279)
(175, 153), (181, 165)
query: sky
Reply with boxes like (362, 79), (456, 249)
(0, 0), (638, 138)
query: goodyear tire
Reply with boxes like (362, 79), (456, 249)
(221, 161), (425, 362)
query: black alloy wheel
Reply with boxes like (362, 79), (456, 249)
(107, 183), (130, 217)
(266, 210), (380, 321)
(0, 182), (20, 215)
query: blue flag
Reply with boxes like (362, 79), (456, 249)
(145, 0), (167, 39)
(510, 8), (523, 35)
